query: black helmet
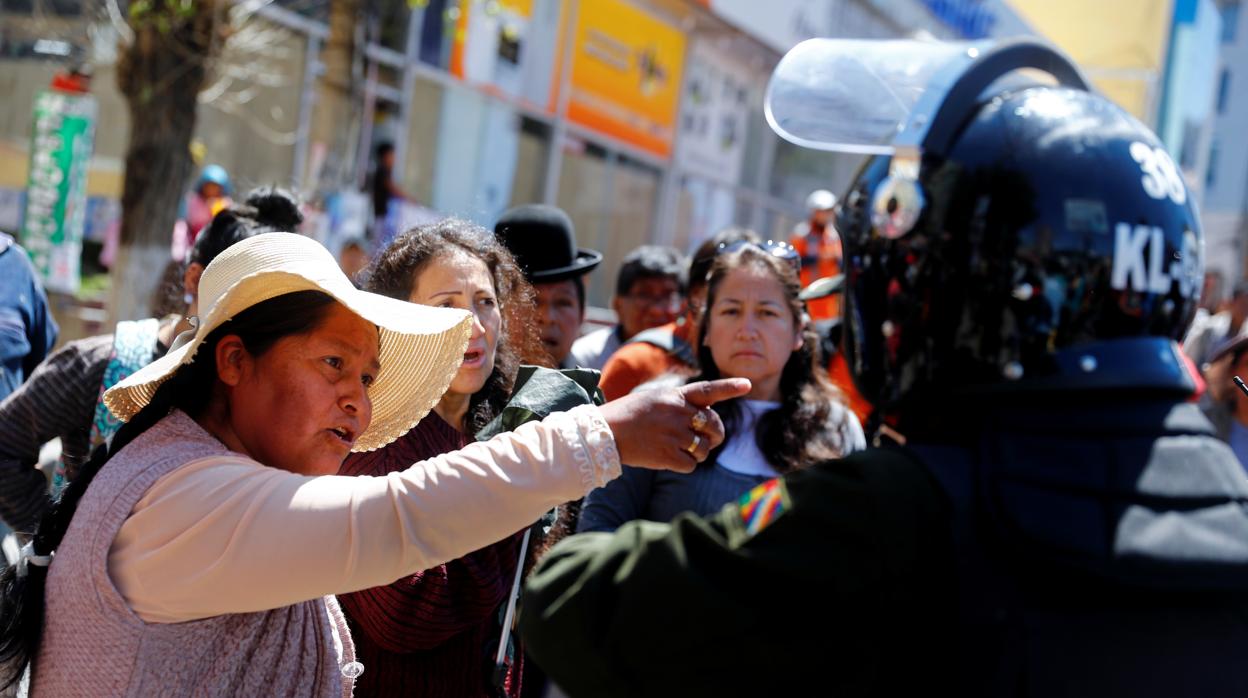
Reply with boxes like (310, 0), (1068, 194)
(767, 39), (1201, 431)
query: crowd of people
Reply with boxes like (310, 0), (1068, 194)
(0, 34), (1246, 697)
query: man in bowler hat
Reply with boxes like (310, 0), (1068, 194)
(494, 205), (602, 368)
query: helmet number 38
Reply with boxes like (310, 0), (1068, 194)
(1109, 142), (1199, 298)
(1129, 142), (1187, 206)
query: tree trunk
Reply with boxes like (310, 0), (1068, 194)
(108, 2), (222, 325)
(306, 0), (362, 190)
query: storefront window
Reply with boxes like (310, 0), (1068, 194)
(673, 175), (736, 254)
(368, 0), (414, 53)
(736, 88), (771, 190)
(594, 155), (661, 304)
(413, 81), (553, 228)
(556, 137), (611, 299)
(402, 77), (444, 206)
(510, 117), (551, 208)
(672, 179), (696, 254)
(734, 197), (755, 235)
(556, 140), (663, 307)
(377, 63), (403, 90)
(764, 208), (800, 244)
(769, 138), (862, 211)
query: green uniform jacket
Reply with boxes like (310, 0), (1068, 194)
(518, 450), (957, 697)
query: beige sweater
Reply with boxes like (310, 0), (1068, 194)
(33, 406), (619, 697)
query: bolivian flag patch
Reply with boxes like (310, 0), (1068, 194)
(737, 478), (788, 536)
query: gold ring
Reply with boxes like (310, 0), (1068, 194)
(684, 434), (701, 455)
(689, 409), (709, 432)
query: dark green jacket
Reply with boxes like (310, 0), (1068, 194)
(519, 449), (955, 697)
(522, 397), (1248, 697)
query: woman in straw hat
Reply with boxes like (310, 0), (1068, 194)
(0, 232), (746, 696)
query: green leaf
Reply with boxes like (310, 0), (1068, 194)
(129, 0), (152, 20)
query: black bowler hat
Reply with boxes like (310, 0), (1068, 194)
(494, 204), (602, 283)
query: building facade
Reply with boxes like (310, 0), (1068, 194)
(1203, 0), (1248, 286)
(1, 0), (1034, 308)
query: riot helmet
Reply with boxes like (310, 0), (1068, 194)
(766, 38), (1202, 433)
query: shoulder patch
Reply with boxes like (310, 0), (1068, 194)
(737, 478), (788, 536)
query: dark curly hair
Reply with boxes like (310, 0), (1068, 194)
(364, 218), (549, 434)
(691, 245), (851, 473)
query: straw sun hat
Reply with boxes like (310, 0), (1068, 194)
(103, 232), (472, 452)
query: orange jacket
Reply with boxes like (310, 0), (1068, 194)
(791, 223), (842, 322)
(598, 321), (696, 401)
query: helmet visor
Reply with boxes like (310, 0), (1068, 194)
(765, 39), (980, 155)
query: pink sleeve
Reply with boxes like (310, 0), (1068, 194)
(109, 405), (619, 623)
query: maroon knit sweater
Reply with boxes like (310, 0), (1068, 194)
(338, 411), (525, 697)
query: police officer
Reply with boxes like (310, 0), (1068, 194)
(519, 37), (1248, 697)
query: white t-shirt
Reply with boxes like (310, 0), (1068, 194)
(717, 398), (866, 477)
(717, 400), (783, 477)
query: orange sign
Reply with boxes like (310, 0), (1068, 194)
(565, 0), (686, 158)
(450, 0), (535, 82)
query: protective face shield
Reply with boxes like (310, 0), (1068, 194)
(766, 38), (1203, 429)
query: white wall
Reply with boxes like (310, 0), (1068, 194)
(1201, 1), (1248, 283)
(1205, 2), (1248, 213)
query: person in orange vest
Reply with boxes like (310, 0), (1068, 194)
(798, 274), (871, 425)
(791, 189), (842, 322)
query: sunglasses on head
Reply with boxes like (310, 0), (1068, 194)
(715, 239), (802, 275)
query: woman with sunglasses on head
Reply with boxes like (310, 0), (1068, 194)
(336, 219), (552, 697)
(579, 242), (865, 533)
(0, 232), (747, 696)
(598, 228), (761, 401)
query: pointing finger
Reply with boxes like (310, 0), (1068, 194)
(681, 378), (751, 408)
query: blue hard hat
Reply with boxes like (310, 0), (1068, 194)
(198, 164), (231, 193)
